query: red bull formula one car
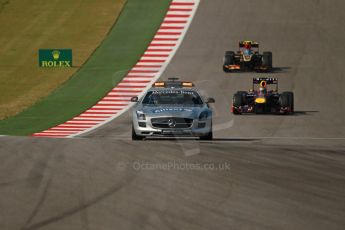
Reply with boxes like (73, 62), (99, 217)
(232, 78), (294, 115)
(223, 41), (273, 72)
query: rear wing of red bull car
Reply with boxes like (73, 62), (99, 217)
(253, 77), (278, 91)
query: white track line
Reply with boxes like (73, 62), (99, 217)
(32, 0), (200, 138)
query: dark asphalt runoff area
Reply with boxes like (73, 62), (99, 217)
(1, 0), (345, 229)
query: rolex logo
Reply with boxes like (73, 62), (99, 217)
(39, 49), (72, 68)
(52, 50), (61, 60)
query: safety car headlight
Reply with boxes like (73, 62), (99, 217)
(199, 111), (208, 121)
(136, 110), (146, 121)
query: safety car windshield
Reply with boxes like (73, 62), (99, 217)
(142, 90), (203, 105)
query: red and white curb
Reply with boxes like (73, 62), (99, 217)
(32, 0), (200, 138)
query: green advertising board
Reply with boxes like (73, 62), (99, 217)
(38, 49), (72, 67)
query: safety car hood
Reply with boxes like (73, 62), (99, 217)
(140, 105), (203, 117)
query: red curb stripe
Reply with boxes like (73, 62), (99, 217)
(83, 112), (117, 115)
(166, 14), (190, 18)
(32, 134), (69, 137)
(112, 89), (142, 92)
(95, 103), (128, 106)
(168, 8), (193, 12)
(88, 108), (122, 111)
(77, 115), (111, 118)
(134, 64), (163, 68)
(145, 49), (173, 52)
(143, 54), (169, 57)
(116, 85), (147, 88)
(149, 44), (176, 47)
(71, 119), (106, 122)
(41, 131), (79, 134)
(163, 20), (188, 24)
(124, 75), (155, 78)
(171, 2), (195, 6)
(153, 38), (179, 41)
(65, 122), (100, 125)
(57, 125), (94, 128)
(49, 129), (85, 131)
(138, 59), (167, 62)
(156, 32), (181, 35)
(128, 70), (159, 73)
(100, 99), (131, 102)
(121, 80), (151, 83)
(160, 26), (184, 30)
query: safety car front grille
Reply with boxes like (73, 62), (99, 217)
(151, 117), (193, 129)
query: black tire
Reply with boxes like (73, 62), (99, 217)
(233, 93), (243, 107)
(286, 92), (294, 113)
(200, 130), (213, 140)
(132, 125), (144, 140)
(223, 51), (235, 72)
(262, 51), (273, 70)
(233, 91), (247, 114)
(279, 92), (290, 107)
(279, 92), (294, 114)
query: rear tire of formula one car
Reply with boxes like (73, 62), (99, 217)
(223, 51), (235, 72)
(286, 92), (294, 113)
(262, 51), (273, 71)
(232, 92), (246, 115)
(132, 125), (144, 140)
(279, 92), (294, 114)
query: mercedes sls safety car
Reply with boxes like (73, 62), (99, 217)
(223, 41), (273, 72)
(232, 78), (294, 115)
(131, 78), (215, 140)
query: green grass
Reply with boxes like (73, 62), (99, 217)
(0, 0), (171, 135)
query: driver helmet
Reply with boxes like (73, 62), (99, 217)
(244, 42), (251, 49)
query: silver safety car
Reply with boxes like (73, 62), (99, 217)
(131, 78), (215, 140)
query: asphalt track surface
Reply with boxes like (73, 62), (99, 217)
(1, 0), (345, 229)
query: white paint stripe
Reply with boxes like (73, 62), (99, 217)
(107, 92), (140, 96)
(157, 29), (184, 33)
(118, 82), (149, 87)
(92, 106), (126, 109)
(135, 62), (165, 65)
(132, 67), (162, 71)
(146, 46), (176, 49)
(169, 7), (194, 10)
(122, 77), (154, 81)
(154, 34), (181, 38)
(166, 11), (191, 15)
(102, 95), (133, 99)
(78, 114), (112, 117)
(50, 127), (86, 130)
(140, 56), (168, 60)
(161, 17), (190, 21)
(150, 40), (177, 45)
(85, 110), (118, 113)
(97, 101), (129, 105)
(127, 72), (157, 76)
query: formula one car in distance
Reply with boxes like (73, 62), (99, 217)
(223, 41), (272, 72)
(232, 78), (294, 115)
(131, 78), (215, 140)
